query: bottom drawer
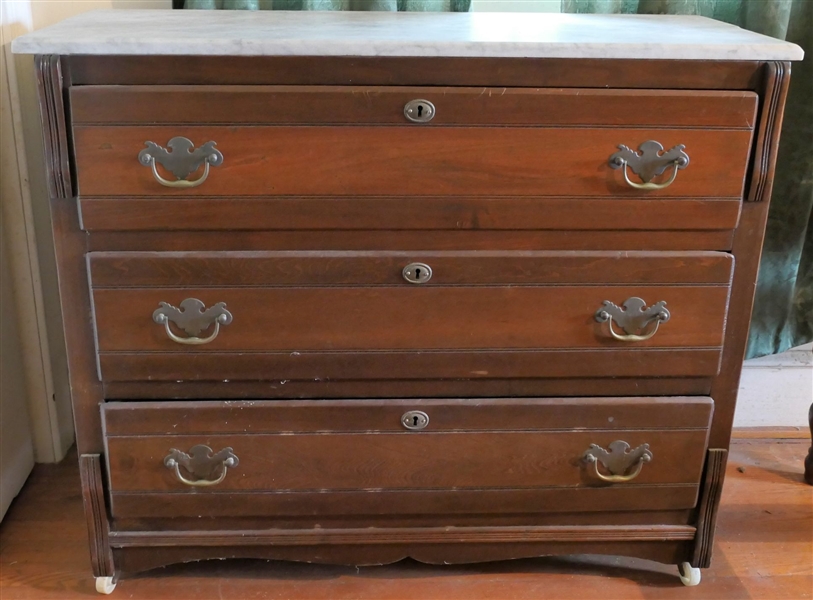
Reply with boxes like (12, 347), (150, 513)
(102, 397), (712, 520)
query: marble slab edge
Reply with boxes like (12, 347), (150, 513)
(10, 11), (805, 61)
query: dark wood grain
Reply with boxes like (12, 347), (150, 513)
(86, 229), (737, 253)
(105, 430), (709, 493)
(73, 125), (753, 198)
(70, 86), (758, 128)
(112, 509), (697, 532)
(78, 196), (743, 233)
(36, 55), (104, 454)
(107, 525), (697, 548)
(691, 449), (727, 568)
(101, 398), (711, 499)
(88, 251), (735, 287)
(97, 349), (724, 383)
(102, 398), (714, 436)
(109, 487), (702, 521)
(111, 542), (689, 577)
(747, 62), (792, 202)
(91, 285), (731, 353)
(102, 377), (714, 401)
(708, 201), (773, 451)
(78, 455), (115, 578)
(35, 55), (72, 199)
(64, 56), (763, 90)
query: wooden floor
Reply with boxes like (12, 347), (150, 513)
(2, 438), (811, 599)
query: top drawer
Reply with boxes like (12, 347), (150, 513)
(71, 86), (757, 200)
(71, 86), (758, 128)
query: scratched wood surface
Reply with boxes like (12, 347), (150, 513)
(2, 437), (810, 599)
(73, 126), (754, 198)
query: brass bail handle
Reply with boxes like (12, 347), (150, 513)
(152, 298), (233, 345)
(609, 141), (689, 190)
(621, 162), (680, 190)
(594, 297), (670, 342)
(164, 445), (239, 487)
(138, 136), (223, 188)
(147, 159), (212, 189)
(583, 441), (653, 483)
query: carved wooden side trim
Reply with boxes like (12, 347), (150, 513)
(35, 54), (72, 199)
(109, 524), (696, 548)
(691, 448), (727, 568)
(747, 61), (791, 202)
(79, 454), (115, 577)
(37, 53), (105, 453)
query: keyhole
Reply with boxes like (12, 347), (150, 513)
(414, 268), (422, 279)
(404, 100), (435, 124)
(413, 416), (419, 426)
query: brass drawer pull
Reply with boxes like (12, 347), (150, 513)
(152, 298), (233, 345)
(164, 444), (239, 487)
(138, 136), (223, 188)
(404, 99), (435, 123)
(583, 441), (652, 483)
(609, 140), (689, 190)
(594, 297), (670, 342)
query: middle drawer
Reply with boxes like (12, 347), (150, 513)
(89, 250), (732, 384)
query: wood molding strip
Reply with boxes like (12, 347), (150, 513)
(111, 541), (689, 575)
(64, 56), (764, 89)
(78, 454), (115, 577)
(109, 524), (696, 548)
(747, 61), (791, 202)
(40, 63), (106, 453)
(691, 448), (727, 567)
(35, 55), (72, 199)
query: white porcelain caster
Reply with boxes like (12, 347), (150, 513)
(678, 562), (701, 586)
(95, 576), (116, 594)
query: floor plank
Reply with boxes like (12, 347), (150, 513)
(1, 439), (811, 599)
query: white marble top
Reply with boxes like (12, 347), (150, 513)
(12, 10), (803, 61)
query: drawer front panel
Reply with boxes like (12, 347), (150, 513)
(71, 86), (758, 128)
(74, 126), (753, 198)
(93, 286), (728, 351)
(109, 430), (708, 491)
(78, 197), (743, 233)
(102, 397), (716, 435)
(102, 397), (712, 519)
(89, 251), (735, 287)
(90, 251), (732, 382)
(97, 350), (726, 383)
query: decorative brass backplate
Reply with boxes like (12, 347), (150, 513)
(583, 441), (653, 483)
(594, 297), (670, 342)
(138, 136), (223, 187)
(152, 298), (232, 345)
(164, 445), (239, 487)
(609, 141), (689, 187)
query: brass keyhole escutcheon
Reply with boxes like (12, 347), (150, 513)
(402, 262), (433, 284)
(401, 410), (429, 430)
(404, 99), (436, 123)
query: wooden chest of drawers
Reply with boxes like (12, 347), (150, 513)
(13, 9), (803, 594)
